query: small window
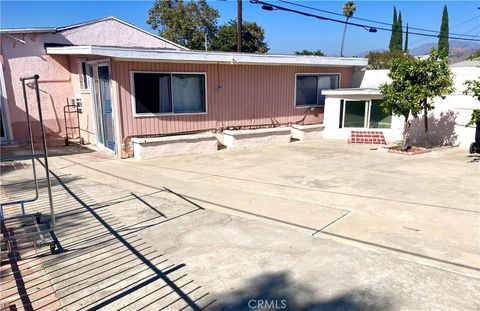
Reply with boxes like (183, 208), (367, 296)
(295, 74), (339, 107)
(339, 99), (392, 129)
(78, 61), (90, 91)
(133, 72), (206, 115)
(344, 100), (367, 128)
(369, 100), (391, 128)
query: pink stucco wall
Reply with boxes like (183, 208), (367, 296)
(112, 60), (353, 157)
(67, 55), (99, 146)
(1, 33), (73, 142)
(1, 18), (181, 143)
(59, 19), (182, 49)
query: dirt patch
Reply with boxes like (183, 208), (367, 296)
(387, 145), (431, 156)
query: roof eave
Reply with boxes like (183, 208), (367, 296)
(0, 28), (56, 34)
(46, 45), (369, 67)
(322, 88), (382, 96)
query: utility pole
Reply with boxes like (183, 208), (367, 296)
(237, 0), (242, 52)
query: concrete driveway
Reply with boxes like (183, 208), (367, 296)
(4, 139), (477, 309)
(52, 140), (480, 275)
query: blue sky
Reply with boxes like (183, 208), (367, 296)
(1, 1), (479, 56)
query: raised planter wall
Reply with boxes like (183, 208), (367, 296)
(291, 124), (325, 141)
(221, 127), (292, 149)
(132, 132), (218, 159)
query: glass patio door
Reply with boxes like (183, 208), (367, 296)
(93, 64), (115, 152)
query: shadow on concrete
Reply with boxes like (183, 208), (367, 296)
(409, 110), (459, 147)
(41, 156), (480, 274)
(467, 155), (480, 163)
(211, 272), (391, 311)
(1, 166), (213, 310)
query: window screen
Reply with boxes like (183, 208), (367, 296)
(344, 101), (366, 128)
(133, 73), (206, 114)
(369, 100), (391, 128)
(172, 74), (206, 113)
(295, 74), (339, 107)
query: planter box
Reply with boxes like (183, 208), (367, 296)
(221, 127), (292, 149)
(132, 132), (218, 159)
(291, 124), (325, 141)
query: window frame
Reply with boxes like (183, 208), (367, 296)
(342, 100), (369, 128)
(294, 73), (341, 109)
(368, 99), (392, 129)
(77, 59), (91, 93)
(130, 71), (208, 117)
(340, 99), (392, 129)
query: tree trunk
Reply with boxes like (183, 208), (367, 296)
(423, 100), (429, 148)
(401, 112), (411, 150)
(340, 19), (349, 57)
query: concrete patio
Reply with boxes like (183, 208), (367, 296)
(1, 140), (479, 310)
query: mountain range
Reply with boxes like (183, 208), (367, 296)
(359, 40), (480, 63)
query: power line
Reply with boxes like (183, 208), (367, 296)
(410, 14), (480, 46)
(250, 0), (480, 42)
(278, 0), (480, 39)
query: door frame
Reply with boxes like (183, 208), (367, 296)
(88, 59), (116, 154)
(0, 63), (12, 142)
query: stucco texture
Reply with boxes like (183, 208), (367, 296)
(1, 18), (181, 143)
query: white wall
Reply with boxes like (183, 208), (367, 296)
(324, 66), (480, 148)
(323, 96), (404, 142)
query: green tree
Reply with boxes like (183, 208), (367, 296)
(379, 49), (454, 148)
(389, 7), (403, 51)
(340, 1), (356, 57)
(464, 78), (480, 126)
(367, 50), (411, 69)
(467, 50), (480, 60)
(404, 23), (409, 52)
(438, 5), (449, 56)
(397, 12), (403, 51)
(388, 7), (397, 51)
(294, 49), (325, 56)
(210, 20), (268, 53)
(147, 0), (219, 50)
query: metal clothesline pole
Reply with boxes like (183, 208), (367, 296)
(26, 75), (55, 229)
(1, 74), (57, 254)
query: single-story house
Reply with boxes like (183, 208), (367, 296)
(322, 62), (480, 148)
(1, 16), (368, 158)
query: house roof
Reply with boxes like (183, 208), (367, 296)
(322, 88), (381, 96)
(0, 16), (187, 50)
(46, 45), (369, 67)
(450, 60), (480, 67)
(0, 27), (56, 34)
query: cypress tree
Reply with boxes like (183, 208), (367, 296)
(389, 7), (397, 51)
(404, 23), (409, 52)
(438, 5), (449, 56)
(397, 12), (403, 51)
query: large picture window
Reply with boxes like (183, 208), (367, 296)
(132, 72), (206, 115)
(295, 74), (339, 107)
(340, 99), (392, 129)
